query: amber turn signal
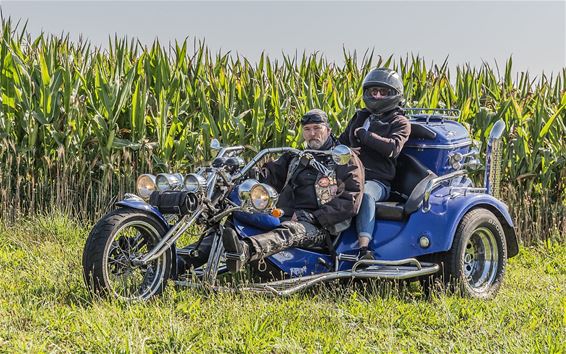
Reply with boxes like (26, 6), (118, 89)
(271, 208), (284, 218)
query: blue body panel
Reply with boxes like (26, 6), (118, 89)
(336, 187), (513, 260)
(234, 188), (515, 275)
(115, 199), (170, 228)
(404, 116), (472, 176)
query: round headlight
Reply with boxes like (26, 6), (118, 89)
(238, 179), (260, 204)
(136, 174), (156, 200)
(247, 183), (278, 211)
(449, 152), (463, 170)
(250, 184), (270, 210)
(155, 173), (183, 191)
(184, 173), (207, 193)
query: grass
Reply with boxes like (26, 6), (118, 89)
(0, 214), (564, 353)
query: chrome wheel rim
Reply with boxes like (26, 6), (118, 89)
(103, 220), (166, 300)
(462, 226), (499, 292)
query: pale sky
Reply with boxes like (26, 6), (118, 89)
(1, 1), (565, 76)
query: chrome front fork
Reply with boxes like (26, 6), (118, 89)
(202, 232), (224, 285)
(135, 206), (204, 265)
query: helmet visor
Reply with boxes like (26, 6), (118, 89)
(366, 86), (396, 99)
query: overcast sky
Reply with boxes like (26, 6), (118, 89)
(2, 1), (565, 76)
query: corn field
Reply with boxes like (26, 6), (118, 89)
(0, 18), (564, 244)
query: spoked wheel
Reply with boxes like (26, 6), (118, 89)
(444, 208), (507, 299)
(83, 208), (172, 300)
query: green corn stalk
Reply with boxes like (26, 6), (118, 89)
(0, 17), (563, 241)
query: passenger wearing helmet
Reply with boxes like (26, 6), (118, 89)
(338, 68), (411, 260)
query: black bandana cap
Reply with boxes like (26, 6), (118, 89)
(300, 109), (329, 126)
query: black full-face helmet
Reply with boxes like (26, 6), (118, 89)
(362, 68), (404, 114)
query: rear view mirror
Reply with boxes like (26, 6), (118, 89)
(210, 139), (221, 150)
(331, 145), (352, 165)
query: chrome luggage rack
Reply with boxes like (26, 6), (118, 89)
(405, 108), (461, 123)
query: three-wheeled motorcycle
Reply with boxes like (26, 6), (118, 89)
(82, 109), (518, 300)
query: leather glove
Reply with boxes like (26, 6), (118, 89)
(295, 209), (318, 225)
(355, 127), (368, 142)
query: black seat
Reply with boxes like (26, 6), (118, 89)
(374, 153), (437, 221)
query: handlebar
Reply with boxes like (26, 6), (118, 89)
(217, 145), (246, 158)
(231, 147), (300, 181)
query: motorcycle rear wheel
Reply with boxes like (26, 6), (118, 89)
(445, 208), (507, 299)
(82, 208), (172, 300)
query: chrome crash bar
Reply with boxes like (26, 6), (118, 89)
(174, 259), (439, 296)
(226, 260), (438, 297)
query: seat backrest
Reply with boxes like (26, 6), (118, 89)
(391, 153), (433, 199)
(409, 122), (437, 140)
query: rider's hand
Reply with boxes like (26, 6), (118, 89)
(354, 127), (365, 138)
(295, 210), (318, 225)
(351, 147), (361, 155)
(354, 127), (369, 143)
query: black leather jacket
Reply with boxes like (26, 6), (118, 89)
(260, 136), (364, 230)
(339, 108), (411, 184)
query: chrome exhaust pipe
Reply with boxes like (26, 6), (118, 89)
(484, 119), (506, 198)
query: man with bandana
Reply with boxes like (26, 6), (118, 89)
(221, 109), (365, 272)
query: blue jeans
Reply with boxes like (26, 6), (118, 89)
(356, 180), (390, 241)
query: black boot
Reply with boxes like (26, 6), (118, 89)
(357, 246), (375, 261)
(222, 227), (250, 273)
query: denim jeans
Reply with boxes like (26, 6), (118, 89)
(355, 180), (390, 241)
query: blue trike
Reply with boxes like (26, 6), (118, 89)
(83, 109), (517, 300)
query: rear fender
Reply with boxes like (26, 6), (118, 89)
(359, 187), (518, 261)
(446, 194), (518, 257)
(419, 187), (518, 258)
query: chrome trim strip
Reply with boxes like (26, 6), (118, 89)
(405, 141), (472, 150)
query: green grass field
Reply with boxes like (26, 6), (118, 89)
(0, 214), (564, 353)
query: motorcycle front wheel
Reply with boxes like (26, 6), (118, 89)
(82, 208), (172, 300)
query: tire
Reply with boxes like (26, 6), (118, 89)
(82, 208), (172, 300)
(443, 208), (507, 299)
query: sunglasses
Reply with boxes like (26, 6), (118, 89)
(367, 87), (395, 97)
(301, 114), (327, 125)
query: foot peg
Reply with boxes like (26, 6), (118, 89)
(225, 252), (247, 261)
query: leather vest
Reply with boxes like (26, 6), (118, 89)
(284, 155), (339, 207)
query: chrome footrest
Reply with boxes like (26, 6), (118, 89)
(174, 258), (440, 297)
(351, 262), (439, 280)
(224, 252), (245, 261)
